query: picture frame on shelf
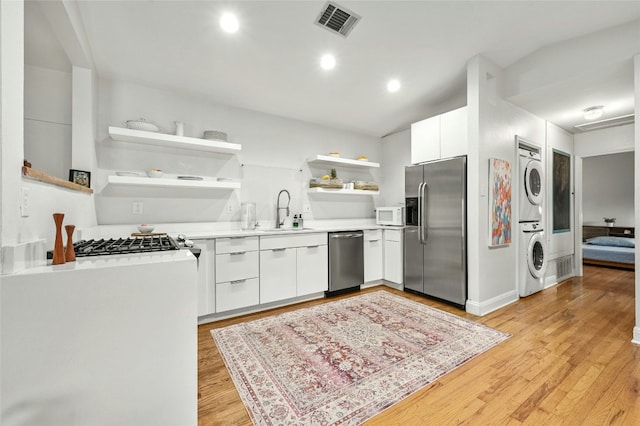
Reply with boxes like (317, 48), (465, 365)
(69, 169), (91, 188)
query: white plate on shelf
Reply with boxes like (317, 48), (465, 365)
(124, 119), (162, 133)
(116, 171), (145, 177)
(177, 176), (203, 181)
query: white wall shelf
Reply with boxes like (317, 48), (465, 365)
(108, 126), (241, 155)
(306, 188), (379, 196)
(106, 175), (240, 190)
(307, 155), (380, 169)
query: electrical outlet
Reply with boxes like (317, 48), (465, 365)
(227, 204), (233, 214)
(303, 204), (310, 213)
(132, 201), (144, 215)
(20, 188), (30, 217)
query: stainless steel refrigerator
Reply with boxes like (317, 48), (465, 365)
(404, 156), (467, 308)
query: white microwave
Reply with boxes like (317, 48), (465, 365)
(376, 206), (405, 226)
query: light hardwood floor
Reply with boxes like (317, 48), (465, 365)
(198, 265), (639, 425)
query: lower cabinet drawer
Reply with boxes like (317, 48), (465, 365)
(216, 278), (260, 312)
(216, 251), (259, 283)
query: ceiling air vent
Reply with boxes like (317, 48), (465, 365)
(315, 2), (361, 37)
(574, 114), (635, 132)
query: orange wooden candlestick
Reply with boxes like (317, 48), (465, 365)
(65, 224), (76, 262)
(52, 213), (66, 265)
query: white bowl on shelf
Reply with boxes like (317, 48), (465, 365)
(137, 224), (155, 234)
(124, 119), (162, 133)
(146, 169), (164, 178)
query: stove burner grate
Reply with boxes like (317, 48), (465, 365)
(47, 236), (180, 259)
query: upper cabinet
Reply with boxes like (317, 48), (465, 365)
(411, 106), (467, 164)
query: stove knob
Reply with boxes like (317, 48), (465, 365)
(176, 233), (186, 242)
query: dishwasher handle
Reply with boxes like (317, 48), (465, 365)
(330, 233), (363, 239)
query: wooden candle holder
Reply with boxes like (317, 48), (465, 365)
(52, 213), (66, 265)
(65, 224), (76, 262)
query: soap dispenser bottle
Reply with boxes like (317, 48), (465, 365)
(293, 214), (299, 228)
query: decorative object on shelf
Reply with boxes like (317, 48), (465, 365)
(137, 224), (155, 233)
(488, 158), (512, 247)
(64, 224), (76, 262)
(330, 168), (337, 179)
(23, 159), (32, 168)
(69, 169), (91, 188)
(357, 155), (368, 161)
(309, 178), (343, 189)
(328, 152), (340, 157)
(604, 217), (616, 227)
(52, 213), (65, 265)
(124, 118), (162, 132)
(146, 169), (164, 178)
(203, 130), (228, 141)
(353, 180), (379, 191)
(174, 121), (184, 136)
(116, 171), (144, 177)
(177, 175), (203, 180)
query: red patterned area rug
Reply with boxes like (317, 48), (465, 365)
(211, 291), (509, 425)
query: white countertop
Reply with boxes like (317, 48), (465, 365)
(78, 219), (403, 241)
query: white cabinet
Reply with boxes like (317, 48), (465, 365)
(259, 233), (328, 303)
(363, 229), (383, 283)
(260, 248), (297, 303)
(194, 239), (215, 316)
(215, 237), (260, 312)
(384, 229), (403, 284)
(297, 244), (329, 296)
(411, 106), (467, 164)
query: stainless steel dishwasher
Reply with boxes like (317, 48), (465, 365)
(327, 231), (364, 296)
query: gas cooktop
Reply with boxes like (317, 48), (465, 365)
(47, 235), (180, 259)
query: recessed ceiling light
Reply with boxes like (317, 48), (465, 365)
(320, 54), (336, 70)
(220, 12), (239, 33)
(387, 79), (401, 93)
(583, 105), (604, 121)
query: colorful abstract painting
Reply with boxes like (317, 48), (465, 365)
(489, 158), (512, 246)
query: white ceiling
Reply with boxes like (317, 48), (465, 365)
(27, 1), (640, 137)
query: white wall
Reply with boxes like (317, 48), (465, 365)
(23, 65), (72, 180)
(582, 152), (634, 226)
(379, 128), (410, 208)
(94, 80), (382, 225)
(574, 123), (634, 157)
(466, 55), (547, 316)
(633, 53), (640, 345)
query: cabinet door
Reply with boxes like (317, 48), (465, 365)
(260, 248), (297, 304)
(194, 239), (216, 316)
(440, 106), (467, 159)
(364, 239), (383, 283)
(384, 230), (404, 284)
(297, 245), (328, 296)
(411, 115), (440, 164)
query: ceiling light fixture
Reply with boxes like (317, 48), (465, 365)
(583, 106), (604, 121)
(320, 54), (336, 70)
(220, 12), (239, 33)
(387, 79), (401, 93)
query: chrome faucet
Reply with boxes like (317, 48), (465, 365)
(276, 189), (291, 228)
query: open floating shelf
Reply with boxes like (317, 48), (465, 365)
(106, 175), (240, 190)
(307, 155), (380, 169)
(306, 187), (379, 196)
(108, 126), (241, 155)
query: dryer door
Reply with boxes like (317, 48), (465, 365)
(527, 232), (547, 279)
(524, 160), (543, 205)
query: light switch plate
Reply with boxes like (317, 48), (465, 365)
(132, 201), (144, 215)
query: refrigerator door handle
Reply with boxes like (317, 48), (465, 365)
(421, 182), (429, 244)
(417, 182), (424, 244)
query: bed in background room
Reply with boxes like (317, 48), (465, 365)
(582, 226), (635, 270)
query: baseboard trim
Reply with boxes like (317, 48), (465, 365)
(632, 326), (640, 345)
(466, 290), (519, 316)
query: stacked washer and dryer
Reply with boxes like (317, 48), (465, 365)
(518, 140), (547, 297)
